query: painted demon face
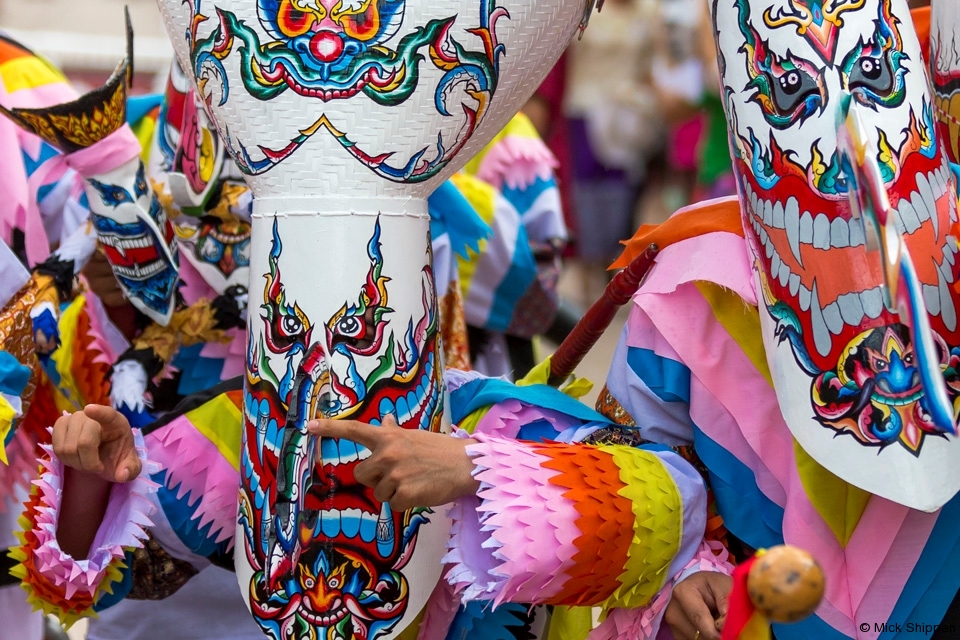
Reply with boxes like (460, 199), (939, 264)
(713, 0), (960, 508)
(86, 160), (180, 324)
(255, 0), (407, 99)
(172, 183), (252, 295)
(154, 59), (227, 214)
(240, 216), (448, 639)
(157, 0), (585, 197)
(150, 60), (252, 296)
(166, 0), (505, 185)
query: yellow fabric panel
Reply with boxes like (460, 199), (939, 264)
(52, 296), (86, 413)
(449, 172), (494, 296)
(0, 56), (66, 94)
(695, 280), (871, 544)
(597, 444), (682, 609)
(545, 606), (594, 640)
(792, 439), (870, 546)
(131, 115), (157, 164)
(188, 393), (242, 472)
(0, 393), (15, 464)
(695, 281), (772, 386)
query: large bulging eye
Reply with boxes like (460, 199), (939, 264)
(848, 55), (893, 95)
(771, 67), (821, 115)
(336, 315), (362, 338)
(282, 314), (303, 335)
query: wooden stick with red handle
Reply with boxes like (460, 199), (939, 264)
(548, 244), (659, 387)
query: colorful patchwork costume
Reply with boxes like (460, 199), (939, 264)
(601, 1), (960, 638)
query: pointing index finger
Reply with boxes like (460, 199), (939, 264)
(309, 419), (386, 449)
(83, 404), (130, 433)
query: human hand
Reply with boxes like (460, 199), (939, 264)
(307, 415), (480, 511)
(83, 250), (127, 307)
(664, 571), (732, 640)
(52, 404), (142, 483)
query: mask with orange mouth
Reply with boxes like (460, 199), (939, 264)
(712, 0), (960, 510)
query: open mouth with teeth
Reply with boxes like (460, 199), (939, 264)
(91, 213), (179, 315)
(744, 149), (959, 369)
(260, 65), (392, 102)
(741, 124), (960, 452)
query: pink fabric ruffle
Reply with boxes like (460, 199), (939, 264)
(444, 433), (578, 607)
(82, 290), (129, 361)
(147, 419), (238, 546)
(30, 430), (158, 600)
(589, 540), (734, 640)
(475, 136), (557, 192)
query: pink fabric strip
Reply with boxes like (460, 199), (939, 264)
(0, 124), (47, 265)
(64, 127), (141, 178)
(146, 418), (239, 546)
(631, 234), (932, 632)
(635, 231), (756, 305)
(851, 505), (937, 637)
(416, 571), (461, 640)
(446, 434), (579, 606)
(0, 429), (40, 509)
(475, 136), (557, 191)
(1, 75), (79, 265)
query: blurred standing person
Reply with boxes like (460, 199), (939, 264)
(523, 57), (577, 249)
(563, 0), (662, 300)
(652, 0), (736, 201)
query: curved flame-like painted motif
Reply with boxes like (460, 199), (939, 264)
(157, 0), (587, 634)
(241, 217), (445, 640)
(181, 0), (505, 181)
(931, 0), (960, 165)
(713, 0), (960, 509)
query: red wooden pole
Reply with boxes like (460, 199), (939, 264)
(548, 244), (659, 386)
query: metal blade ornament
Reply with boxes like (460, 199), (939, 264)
(836, 93), (958, 436)
(155, 0), (588, 636)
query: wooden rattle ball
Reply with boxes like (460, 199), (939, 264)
(746, 545), (825, 623)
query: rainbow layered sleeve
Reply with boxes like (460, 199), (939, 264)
(12, 379), (243, 625)
(437, 372), (712, 639)
(609, 226), (960, 639)
(0, 227), (119, 499)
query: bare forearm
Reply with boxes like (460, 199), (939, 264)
(57, 468), (113, 559)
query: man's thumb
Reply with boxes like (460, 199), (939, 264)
(116, 450), (142, 483)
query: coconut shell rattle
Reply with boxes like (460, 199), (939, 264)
(721, 545), (825, 640)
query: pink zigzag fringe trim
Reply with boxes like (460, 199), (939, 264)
(476, 136), (557, 192)
(444, 432), (579, 608)
(589, 540), (735, 640)
(147, 418), (238, 546)
(30, 430), (159, 601)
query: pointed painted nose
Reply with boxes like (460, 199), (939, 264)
(310, 30), (344, 63)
